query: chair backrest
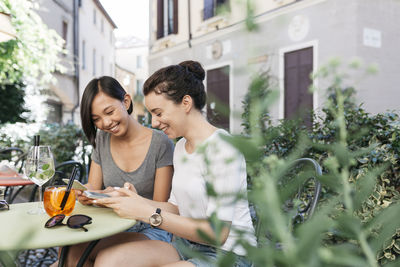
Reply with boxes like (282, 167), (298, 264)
(290, 158), (322, 222)
(254, 157), (322, 238)
(52, 160), (85, 185)
(0, 147), (26, 173)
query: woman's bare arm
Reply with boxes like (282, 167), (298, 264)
(152, 165), (173, 202)
(95, 189), (231, 245)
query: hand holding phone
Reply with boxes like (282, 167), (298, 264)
(62, 179), (87, 191)
(83, 191), (111, 199)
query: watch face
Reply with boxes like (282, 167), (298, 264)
(150, 213), (162, 227)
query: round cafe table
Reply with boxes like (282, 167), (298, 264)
(0, 170), (34, 203)
(0, 202), (136, 266)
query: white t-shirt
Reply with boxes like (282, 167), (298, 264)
(168, 129), (257, 255)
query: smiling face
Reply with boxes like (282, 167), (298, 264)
(144, 91), (188, 139)
(91, 91), (131, 136)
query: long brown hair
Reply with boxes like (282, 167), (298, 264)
(80, 76), (133, 148)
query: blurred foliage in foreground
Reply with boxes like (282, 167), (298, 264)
(200, 59), (400, 267)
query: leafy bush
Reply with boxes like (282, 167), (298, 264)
(0, 122), (91, 180)
(236, 60), (400, 266)
(38, 123), (90, 166)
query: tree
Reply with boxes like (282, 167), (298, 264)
(0, 0), (65, 123)
(0, 82), (28, 123)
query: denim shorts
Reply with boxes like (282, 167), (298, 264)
(126, 221), (172, 243)
(171, 236), (252, 267)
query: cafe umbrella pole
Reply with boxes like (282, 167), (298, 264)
(60, 167), (78, 210)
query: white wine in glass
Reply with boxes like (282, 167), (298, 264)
(24, 146), (55, 214)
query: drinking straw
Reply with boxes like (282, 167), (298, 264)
(60, 166), (78, 210)
(33, 135), (40, 172)
(33, 135), (40, 146)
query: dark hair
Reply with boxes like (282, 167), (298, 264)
(143, 60), (206, 110)
(80, 76), (133, 148)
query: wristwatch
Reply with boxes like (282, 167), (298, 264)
(149, 208), (162, 227)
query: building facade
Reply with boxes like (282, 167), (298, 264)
(149, 0), (400, 133)
(37, 0), (117, 124)
(115, 36), (149, 122)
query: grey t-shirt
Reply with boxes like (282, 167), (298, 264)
(91, 129), (174, 199)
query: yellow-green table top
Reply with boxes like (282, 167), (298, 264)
(0, 202), (136, 250)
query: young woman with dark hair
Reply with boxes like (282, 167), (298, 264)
(56, 76), (174, 266)
(93, 62), (256, 267)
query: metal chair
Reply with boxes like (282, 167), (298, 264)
(0, 147), (27, 203)
(0, 147), (26, 172)
(254, 157), (322, 240)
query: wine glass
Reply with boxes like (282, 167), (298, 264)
(24, 146), (55, 214)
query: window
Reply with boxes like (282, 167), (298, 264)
(101, 19), (104, 33)
(46, 101), (62, 124)
(136, 79), (143, 93)
(123, 75), (130, 86)
(93, 8), (96, 25)
(93, 49), (96, 76)
(136, 55), (142, 68)
(203, 0), (227, 20)
(82, 40), (86, 70)
(62, 21), (68, 49)
(156, 0), (178, 39)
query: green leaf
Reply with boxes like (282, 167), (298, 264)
(0, 250), (18, 267)
(219, 135), (262, 162)
(353, 165), (386, 211)
(365, 202), (400, 253)
(216, 251), (236, 267)
(295, 199), (336, 262)
(42, 163), (49, 170)
(319, 244), (368, 267)
(336, 214), (362, 239)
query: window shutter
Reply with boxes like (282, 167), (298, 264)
(203, 0), (214, 20)
(157, 0), (164, 39)
(173, 0), (178, 34)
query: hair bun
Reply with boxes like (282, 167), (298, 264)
(179, 60), (205, 81)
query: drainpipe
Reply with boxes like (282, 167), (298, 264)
(188, 0), (192, 48)
(71, 0), (80, 123)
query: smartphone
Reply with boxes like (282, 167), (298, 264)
(62, 179), (87, 191)
(83, 191), (111, 199)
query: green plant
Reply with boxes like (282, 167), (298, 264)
(192, 60), (400, 266)
(0, 0), (65, 86)
(0, 82), (28, 124)
(0, 123), (91, 181)
(38, 123), (91, 176)
(234, 60), (400, 266)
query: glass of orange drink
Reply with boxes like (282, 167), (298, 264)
(44, 186), (76, 217)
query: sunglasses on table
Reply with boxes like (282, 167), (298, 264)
(0, 200), (9, 211)
(45, 214), (92, 232)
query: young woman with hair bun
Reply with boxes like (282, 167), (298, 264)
(94, 62), (256, 267)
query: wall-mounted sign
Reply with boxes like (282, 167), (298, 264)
(212, 40), (223, 60)
(288, 15), (310, 42)
(363, 28), (381, 48)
